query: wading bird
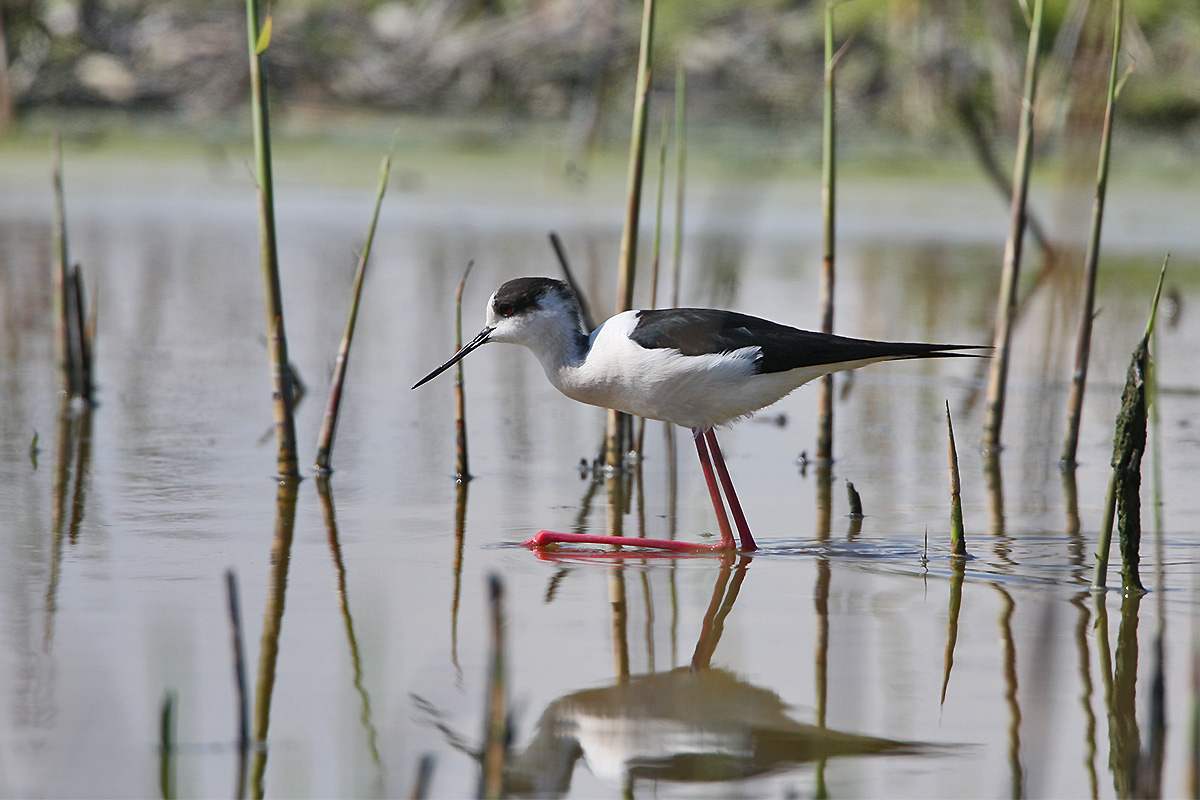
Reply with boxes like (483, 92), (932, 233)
(414, 277), (983, 552)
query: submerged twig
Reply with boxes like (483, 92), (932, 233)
(1061, 0), (1125, 469)
(246, 0), (299, 478)
(982, 0), (1045, 451)
(314, 140), (397, 475)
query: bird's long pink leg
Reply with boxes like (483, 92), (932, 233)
(704, 429), (757, 551)
(522, 431), (733, 552)
(693, 427), (737, 551)
(519, 429), (743, 553)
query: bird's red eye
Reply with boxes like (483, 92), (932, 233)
(498, 303), (514, 316)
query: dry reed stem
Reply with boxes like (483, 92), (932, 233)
(314, 142), (396, 475)
(1061, 0), (1125, 468)
(453, 261), (474, 480)
(51, 136), (71, 391)
(605, 0), (655, 469)
(982, 0), (1045, 451)
(816, 0), (837, 462)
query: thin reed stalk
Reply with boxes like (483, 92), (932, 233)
(947, 402), (968, 557)
(548, 233), (595, 331)
(982, 0), (1045, 451)
(1061, 0), (1125, 468)
(51, 138), (94, 402)
(51, 135), (71, 392)
(670, 61), (686, 309)
(453, 261), (475, 481)
(65, 264), (94, 402)
(605, 0), (655, 469)
(314, 142), (396, 475)
(815, 0), (837, 463)
(245, 0), (299, 478)
(635, 117), (671, 457)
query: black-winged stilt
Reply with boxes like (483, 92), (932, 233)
(413, 277), (984, 552)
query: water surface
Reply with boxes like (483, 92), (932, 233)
(0, 139), (1197, 797)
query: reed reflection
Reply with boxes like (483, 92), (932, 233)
(450, 479), (469, 682)
(46, 399), (92, 649)
(316, 478), (383, 792)
(249, 476), (299, 800)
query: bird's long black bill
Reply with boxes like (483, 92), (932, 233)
(412, 327), (494, 389)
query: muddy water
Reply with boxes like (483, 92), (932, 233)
(0, 143), (1197, 797)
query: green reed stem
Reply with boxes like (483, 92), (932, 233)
(314, 141), (396, 475)
(982, 0), (1045, 451)
(1062, 0), (1124, 469)
(246, 0), (298, 478)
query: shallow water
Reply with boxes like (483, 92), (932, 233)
(0, 139), (1198, 797)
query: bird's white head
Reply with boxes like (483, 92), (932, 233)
(412, 277), (587, 389)
(484, 277), (583, 347)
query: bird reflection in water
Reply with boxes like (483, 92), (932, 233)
(422, 556), (932, 796)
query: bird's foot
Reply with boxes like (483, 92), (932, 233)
(522, 530), (739, 553)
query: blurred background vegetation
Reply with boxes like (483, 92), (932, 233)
(0, 0), (1197, 169)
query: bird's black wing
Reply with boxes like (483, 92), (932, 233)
(630, 309), (982, 375)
